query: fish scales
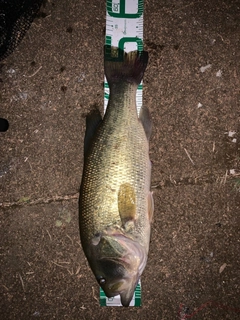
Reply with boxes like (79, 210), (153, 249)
(81, 84), (150, 244)
(79, 48), (153, 306)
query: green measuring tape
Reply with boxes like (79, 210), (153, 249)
(101, 0), (144, 307)
(100, 281), (141, 306)
(104, 0), (144, 114)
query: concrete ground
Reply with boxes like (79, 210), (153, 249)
(0, 0), (239, 319)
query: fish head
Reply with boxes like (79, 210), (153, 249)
(89, 232), (147, 307)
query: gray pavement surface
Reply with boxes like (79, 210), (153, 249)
(1, 0), (240, 319)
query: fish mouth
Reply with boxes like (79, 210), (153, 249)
(120, 277), (139, 307)
(101, 268), (139, 307)
(98, 233), (147, 306)
(99, 265), (140, 306)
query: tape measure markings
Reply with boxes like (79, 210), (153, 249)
(101, 0), (145, 307)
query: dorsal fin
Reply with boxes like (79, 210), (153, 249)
(139, 105), (152, 141)
(84, 109), (102, 158)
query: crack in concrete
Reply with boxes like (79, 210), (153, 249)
(152, 174), (221, 189)
(1, 174), (239, 209)
(0, 192), (79, 209)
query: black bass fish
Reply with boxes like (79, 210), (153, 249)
(79, 47), (153, 307)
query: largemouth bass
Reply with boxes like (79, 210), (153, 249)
(79, 47), (153, 307)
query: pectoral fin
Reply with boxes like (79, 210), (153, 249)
(118, 183), (136, 228)
(148, 191), (154, 223)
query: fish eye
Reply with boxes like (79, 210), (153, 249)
(97, 276), (106, 285)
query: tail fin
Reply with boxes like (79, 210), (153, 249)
(104, 46), (148, 86)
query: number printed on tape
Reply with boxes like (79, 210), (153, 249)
(104, 0), (144, 113)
